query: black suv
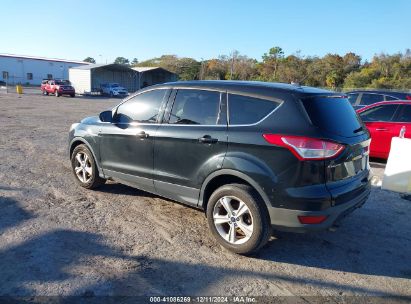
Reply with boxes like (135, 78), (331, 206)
(69, 81), (371, 254)
(346, 89), (411, 109)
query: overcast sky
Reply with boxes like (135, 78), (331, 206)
(1, 0), (410, 63)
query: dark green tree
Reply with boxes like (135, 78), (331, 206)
(260, 46), (285, 81)
(83, 57), (96, 64)
(114, 57), (130, 65)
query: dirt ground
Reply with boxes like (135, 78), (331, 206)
(0, 90), (410, 300)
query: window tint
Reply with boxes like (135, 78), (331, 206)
(115, 89), (166, 123)
(384, 95), (397, 101)
(359, 104), (399, 122)
(396, 105), (411, 122)
(56, 80), (70, 85)
(347, 93), (359, 105)
(229, 94), (279, 125)
(169, 89), (221, 125)
(360, 93), (385, 105)
(302, 97), (363, 137)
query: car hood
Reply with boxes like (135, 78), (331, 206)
(112, 87), (127, 91)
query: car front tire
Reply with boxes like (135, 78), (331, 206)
(206, 183), (271, 255)
(71, 144), (105, 189)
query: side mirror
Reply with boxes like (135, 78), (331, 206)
(99, 110), (113, 123)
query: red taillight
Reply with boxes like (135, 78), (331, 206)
(298, 215), (328, 224)
(263, 134), (345, 161)
(406, 95), (411, 100)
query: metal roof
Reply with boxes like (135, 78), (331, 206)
(132, 67), (160, 72)
(132, 66), (175, 74)
(0, 53), (89, 64)
(71, 63), (136, 72)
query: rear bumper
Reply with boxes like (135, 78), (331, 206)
(269, 179), (371, 232)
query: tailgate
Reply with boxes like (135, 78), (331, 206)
(325, 139), (371, 206)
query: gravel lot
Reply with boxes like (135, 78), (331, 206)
(0, 91), (410, 300)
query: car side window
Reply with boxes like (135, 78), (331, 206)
(359, 105), (399, 122)
(228, 94), (280, 125)
(347, 93), (359, 105)
(169, 89), (221, 125)
(360, 94), (385, 106)
(384, 95), (397, 101)
(114, 89), (167, 124)
(396, 105), (411, 122)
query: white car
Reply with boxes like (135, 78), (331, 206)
(100, 83), (128, 97)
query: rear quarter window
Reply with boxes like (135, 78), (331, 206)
(228, 94), (280, 125)
(302, 96), (363, 137)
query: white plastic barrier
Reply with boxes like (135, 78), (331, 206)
(382, 136), (411, 194)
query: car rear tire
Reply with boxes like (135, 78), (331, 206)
(206, 183), (271, 255)
(71, 144), (105, 189)
(55, 90), (60, 97)
(70, 94), (75, 98)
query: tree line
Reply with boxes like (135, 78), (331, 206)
(83, 47), (411, 90)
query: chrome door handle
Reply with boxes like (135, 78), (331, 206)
(136, 131), (149, 138)
(375, 128), (388, 131)
(198, 135), (218, 144)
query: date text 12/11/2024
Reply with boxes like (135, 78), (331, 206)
(149, 296), (257, 303)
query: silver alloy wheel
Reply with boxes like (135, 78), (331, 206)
(74, 152), (92, 183)
(213, 196), (254, 245)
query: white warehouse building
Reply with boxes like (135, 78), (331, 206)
(0, 53), (88, 85)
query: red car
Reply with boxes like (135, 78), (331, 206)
(41, 79), (75, 97)
(357, 101), (411, 159)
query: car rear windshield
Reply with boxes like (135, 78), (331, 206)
(302, 96), (364, 137)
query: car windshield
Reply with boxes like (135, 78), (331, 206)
(111, 84), (119, 87)
(55, 80), (71, 85)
